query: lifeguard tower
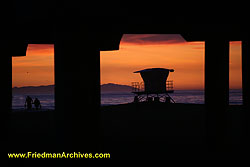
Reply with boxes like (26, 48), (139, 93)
(132, 68), (175, 103)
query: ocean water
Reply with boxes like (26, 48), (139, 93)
(101, 89), (243, 106)
(12, 94), (55, 110)
(11, 90), (242, 110)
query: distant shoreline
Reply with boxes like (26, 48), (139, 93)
(12, 84), (242, 94)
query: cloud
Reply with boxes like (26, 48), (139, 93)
(27, 44), (54, 50)
(26, 44), (54, 56)
(192, 46), (204, 50)
(121, 34), (186, 45)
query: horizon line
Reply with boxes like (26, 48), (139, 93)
(12, 83), (243, 91)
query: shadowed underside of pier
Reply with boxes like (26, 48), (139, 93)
(3, 1), (250, 163)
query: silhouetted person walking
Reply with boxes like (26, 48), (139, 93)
(33, 98), (41, 110)
(25, 96), (33, 110)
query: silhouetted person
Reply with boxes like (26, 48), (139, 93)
(134, 96), (139, 103)
(33, 98), (41, 110)
(165, 97), (171, 103)
(25, 96), (33, 110)
(154, 97), (160, 103)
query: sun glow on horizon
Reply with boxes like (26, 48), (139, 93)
(101, 34), (242, 90)
(11, 35), (242, 91)
(12, 44), (54, 88)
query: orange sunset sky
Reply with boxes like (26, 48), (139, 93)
(12, 34), (242, 90)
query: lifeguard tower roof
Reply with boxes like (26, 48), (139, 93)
(134, 68), (174, 93)
(134, 68), (174, 73)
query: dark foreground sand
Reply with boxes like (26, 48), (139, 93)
(7, 103), (249, 160)
(100, 103), (247, 156)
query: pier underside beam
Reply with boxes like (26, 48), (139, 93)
(205, 39), (229, 150)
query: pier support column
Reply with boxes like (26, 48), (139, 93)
(205, 39), (229, 151)
(0, 42), (12, 141)
(55, 30), (100, 151)
(0, 40), (27, 114)
(242, 39), (250, 108)
(242, 37), (250, 149)
(0, 44), (12, 114)
(1, 39), (27, 152)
